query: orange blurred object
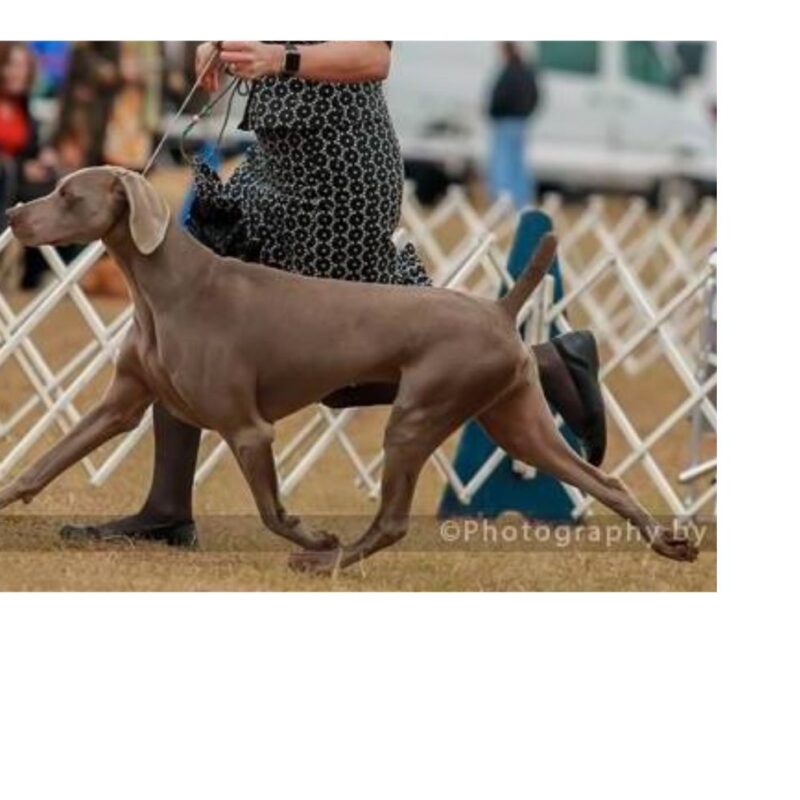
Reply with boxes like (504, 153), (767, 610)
(80, 255), (129, 298)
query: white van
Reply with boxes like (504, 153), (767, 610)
(671, 41), (717, 118)
(385, 41), (716, 204)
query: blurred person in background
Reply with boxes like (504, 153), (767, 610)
(0, 41), (61, 288)
(53, 42), (120, 169)
(54, 42), (160, 172)
(61, 40), (606, 547)
(101, 41), (160, 170)
(487, 41), (539, 209)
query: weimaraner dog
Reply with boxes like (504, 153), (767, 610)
(0, 167), (697, 572)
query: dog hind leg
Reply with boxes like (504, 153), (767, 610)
(289, 402), (450, 574)
(289, 363), (513, 575)
(477, 380), (698, 562)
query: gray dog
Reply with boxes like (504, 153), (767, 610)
(0, 167), (697, 572)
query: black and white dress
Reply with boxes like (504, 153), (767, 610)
(186, 47), (432, 287)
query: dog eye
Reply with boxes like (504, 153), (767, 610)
(61, 189), (81, 206)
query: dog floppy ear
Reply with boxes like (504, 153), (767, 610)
(114, 169), (170, 255)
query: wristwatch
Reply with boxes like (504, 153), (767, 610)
(281, 43), (301, 77)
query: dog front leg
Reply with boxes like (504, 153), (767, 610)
(226, 425), (339, 552)
(0, 371), (152, 512)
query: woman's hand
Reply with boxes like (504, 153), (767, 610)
(219, 42), (282, 80)
(200, 41), (391, 86)
(195, 41), (222, 92)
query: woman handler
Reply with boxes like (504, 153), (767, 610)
(62, 41), (605, 546)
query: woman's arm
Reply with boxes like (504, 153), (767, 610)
(218, 41), (391, 83)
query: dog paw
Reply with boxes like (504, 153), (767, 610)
(0, 476), (39, 512)
(289, 547), (343, 576)
(306, 530), (341, 551)
(283, 514), (340, 551)
(0, 481), (24, 512)
(651, 530), (699, 562)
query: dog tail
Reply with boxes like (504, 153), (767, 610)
(497, 233), (558, 320)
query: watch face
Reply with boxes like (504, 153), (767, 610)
(285, 50), (301, 74)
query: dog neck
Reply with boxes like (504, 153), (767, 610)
(102, 215), (213, 315)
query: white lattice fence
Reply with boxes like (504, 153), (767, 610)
(0, 188), (716, 519)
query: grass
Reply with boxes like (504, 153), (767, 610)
(0, 520), (715, 591)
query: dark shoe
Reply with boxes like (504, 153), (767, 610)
(60, 518), (198, 548)
(551, 331), (607, 466)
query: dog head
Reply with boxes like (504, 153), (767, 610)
(6, 166), (170, 255)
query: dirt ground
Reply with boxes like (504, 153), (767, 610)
(0, 167), (716, 591)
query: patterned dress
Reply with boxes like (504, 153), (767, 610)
(186, 55), (432, 287)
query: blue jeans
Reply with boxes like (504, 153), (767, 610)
(488, 118), (534, 210)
